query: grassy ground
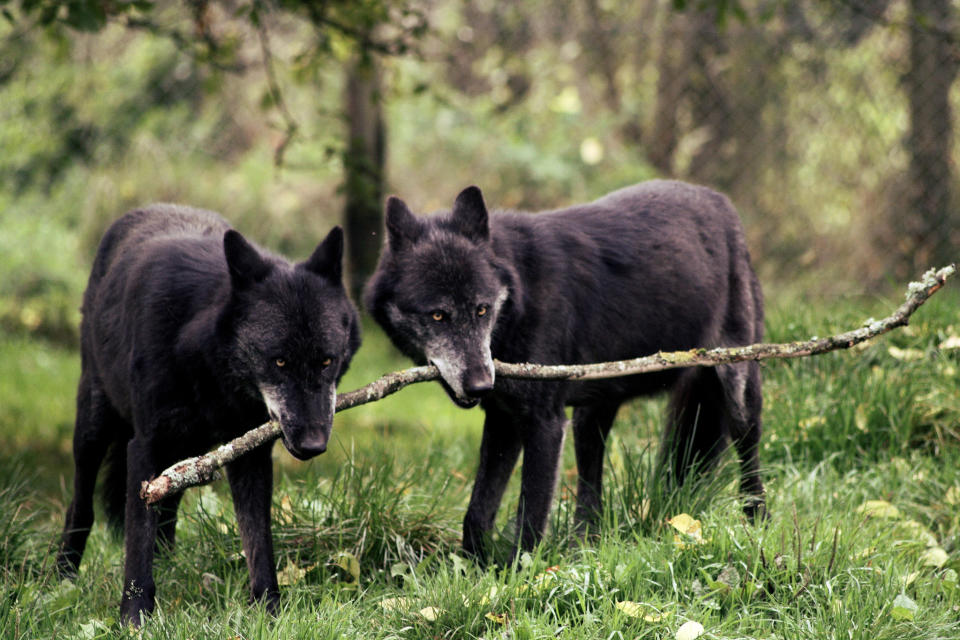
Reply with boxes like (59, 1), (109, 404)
(1, 288), (959, 639)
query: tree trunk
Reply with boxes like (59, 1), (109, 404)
(686, 10), (737, 188)
(343, 53), (386, 303)
(904, 0), (959, 274)
(648, 8), (694, 175)
(583, 0), (622, 114)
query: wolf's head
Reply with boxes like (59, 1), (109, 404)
(220, 227), (361, 460)
(365, 187), (518, 409)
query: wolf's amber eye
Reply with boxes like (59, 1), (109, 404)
(275, 358), (286, 368)
(321, 358), (332, 367)
(431, 311), (445, 322)
(477, 305), (488, 317)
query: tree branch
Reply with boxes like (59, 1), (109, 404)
(253, 13), (300, 168)
(140, 264), (955, 504)
(122, 16), (247, 73)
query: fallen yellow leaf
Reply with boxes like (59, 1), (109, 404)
(921, 547), (948, 568)
(616, 600), (643, 617)
(668, 513), (701, 536)
(676, 620), (705, 640)
(334, 552), (361, 583)
(668, 513), (706, 548)
(419, 606), (440, 621)
(938, 335), (960, 350)
(476, 584), (498, 606)
(856, 500), (901, 519)
(945, 486), (960, 505)
(799, 415), (827, 430)
(888, 346), (924, 361)
(379, 597), (411, 612)
(615, 601), (665, 622)
(855, 404), (869, 433)
(277, 561), (306, 586)
(897, 519), (938, 547)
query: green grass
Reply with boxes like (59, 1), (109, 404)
(1, 289), (959, 639)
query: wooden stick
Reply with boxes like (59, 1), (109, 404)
(140, 264), (955, 504)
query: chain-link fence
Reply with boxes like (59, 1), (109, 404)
(423, 0), (960, 287)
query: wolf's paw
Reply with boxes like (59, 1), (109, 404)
(743, 496), (769, 524)
(54, 554), (79, 581)
(120, 595), (154, 628)
(250, 586), (281, 615)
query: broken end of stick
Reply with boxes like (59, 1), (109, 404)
(902, 264), (954, 308)
(915, 264), (955, 295)
(140, 476), (170, 505)
(139, 460), (224, 504)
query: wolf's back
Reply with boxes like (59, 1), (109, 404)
(83, 205), (229, 313)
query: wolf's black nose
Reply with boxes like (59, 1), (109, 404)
(287, 435), (328, 460)
(464, 378), (494, 398)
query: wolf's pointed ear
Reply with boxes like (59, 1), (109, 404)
(224, 230), (272, 289)
(452, 186), (489, 242)
(385, 196), (422, 251)
(304, 226), (344, 282)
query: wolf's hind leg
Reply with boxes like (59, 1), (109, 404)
(662, 368), (729, 486)
(572, 402), (620, 531)
(57, 374), (123, 578)
(463, 405), (523, 562)
(717, 362), (766, 521)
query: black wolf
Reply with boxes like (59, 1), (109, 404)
(56, 205), (361, 625)
(365, 180), (764, 560)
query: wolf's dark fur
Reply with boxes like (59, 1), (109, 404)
(365, 180), (764, 559)
(56, 205), (360, 625)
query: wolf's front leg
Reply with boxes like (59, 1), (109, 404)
(463, 405), (522, 562)
(572, 402), (620, 531)
(226, 442), (280, 612)
(57, 373), (115, 578)
(516, 410), (567, 553)
(120, 437), (159, 628)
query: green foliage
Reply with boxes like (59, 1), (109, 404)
(1, 0), (150, 32)
(0, 464), (45, 577)
(0, 208), (84, 343)
(2, 0), (427, 56)
(672, 0), (749, 26)
(0, 18), (348, 340)
(0, 335), (78, 445)
(1, 0), (942, 305)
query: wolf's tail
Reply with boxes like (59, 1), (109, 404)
(662, 367), (728, 484)
(100, 438), (127, 537)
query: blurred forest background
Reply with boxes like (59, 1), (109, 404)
(3, 5), (960, 635)
(1, 0), (958, 345)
